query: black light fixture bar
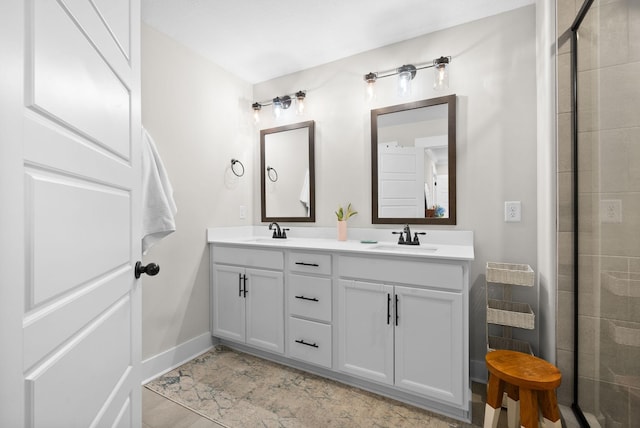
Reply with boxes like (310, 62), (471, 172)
(252, 90), (306, 109)
(364, 56), (451, 82)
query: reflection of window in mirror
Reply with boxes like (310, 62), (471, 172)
(372, 95), (456, 225)
(260, 121), (315, 223)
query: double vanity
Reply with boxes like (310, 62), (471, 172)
(207, 227), (474, 422)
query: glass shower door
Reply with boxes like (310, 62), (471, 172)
(573, 1), (640, 426)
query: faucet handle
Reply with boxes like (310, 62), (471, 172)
(413, 232), (426, 244)
(392, 231), (405, 244)
(282, 228), (289, 238)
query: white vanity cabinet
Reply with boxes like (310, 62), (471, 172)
(208, 232), (472, 422)
(338, 255), (467, 408)
(287, 251), (332, 368)
(211, 246), (285, 354)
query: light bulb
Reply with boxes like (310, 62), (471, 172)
(251, 103), (261, 125)
(272, 97), (282, 119)
(295, 91), (306, 115)
(396, 65), (416, 98)
(433, 57), (450, 90)
(364, 72), (377, 102)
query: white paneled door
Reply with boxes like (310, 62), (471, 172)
(1, 0), (142, 427)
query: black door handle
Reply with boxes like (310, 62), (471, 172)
(135, 261), (160, 279)
(387, 293), (391, 325)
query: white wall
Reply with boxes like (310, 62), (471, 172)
(140, 24), (253, 360)
(140, 5), (541, 377)
(254, 6), (539, 372)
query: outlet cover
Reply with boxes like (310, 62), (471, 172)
(239, 205), (247, 219)
(504, 201), (521, 222)
(600, 199), (622, 223)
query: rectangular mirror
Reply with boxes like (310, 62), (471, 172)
(261, 120), (315, 222)
(371, 95), (456, 225)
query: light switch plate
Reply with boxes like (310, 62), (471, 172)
(505, 201), (521, 222)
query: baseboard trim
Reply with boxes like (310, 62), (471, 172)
(470, 358), (487, 384)
(141, 332), (213, 384)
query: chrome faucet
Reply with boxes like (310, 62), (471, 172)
(392, 224), (426, 245)
(269, 222), (288, 239)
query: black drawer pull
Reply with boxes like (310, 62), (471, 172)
(294, 295), (319, 302)
(295, 339), (318, 348)
(295, 262), (319, 267)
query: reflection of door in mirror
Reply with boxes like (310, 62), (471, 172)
(378, 104), (447, 218)
(371, 95), (456, 225)
(260, 120), (315, 223)
(264, 127), (310, 217)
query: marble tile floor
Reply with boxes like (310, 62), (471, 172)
(143, 346), (570, 428)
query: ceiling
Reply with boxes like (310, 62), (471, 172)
(141, 0), (534, 84)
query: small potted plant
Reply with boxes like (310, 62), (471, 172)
(335, 203), (357, 241)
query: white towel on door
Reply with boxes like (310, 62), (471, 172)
(141, 127), (177, 254)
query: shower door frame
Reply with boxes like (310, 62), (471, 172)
(570, 0), (593, 426)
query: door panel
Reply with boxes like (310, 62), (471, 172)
(31, 0), (131, 158)
(212, 265), (246, 342)
(25, 169), (130, 307)
(338, 280), (394, 384)
(26, 298), (131, 427)
(394, 286), (463, 406)
(246, 268), (284, 353)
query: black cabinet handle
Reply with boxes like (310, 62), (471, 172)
(238, 273), (242, 297)
(242, 274), (248, 297)
(295, 339), (318, 348)
(295, 262), (319, 267)
(387, 293), (391, 325)
(395, 294), (399, 326)
(294, 295), (319, 302)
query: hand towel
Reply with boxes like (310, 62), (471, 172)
(141, 127), (177, 254)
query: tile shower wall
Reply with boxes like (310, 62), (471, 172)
(557, 1), (640, 425)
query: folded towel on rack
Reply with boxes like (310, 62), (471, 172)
(299, 168), (310, 215)
(141, 127), (177, 254)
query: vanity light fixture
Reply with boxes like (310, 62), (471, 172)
(252, 90), (306, 124)
(364, 55), (452, 100)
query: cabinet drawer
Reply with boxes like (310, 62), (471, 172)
(289, 252), (331, 275)
(288, 317), (332, 368)
(338, 256), (463, 291)
(288, 274), (332, 322)
(212, 246), (283, 270)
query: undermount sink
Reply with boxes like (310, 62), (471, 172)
(368, 243), (438, 253)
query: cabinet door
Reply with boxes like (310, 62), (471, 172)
(245, 268), (284, 354)
(394, 286), (463, 406)
(338, 279), (394, 385)
(212, 264), (246, 343)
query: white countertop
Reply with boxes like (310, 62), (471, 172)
(207, 227), (474, 261)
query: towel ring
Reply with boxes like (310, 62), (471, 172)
(231, 159), (245, 177)
(266, 166), (278, 182)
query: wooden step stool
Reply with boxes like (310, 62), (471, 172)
(484, 350), (562, 428)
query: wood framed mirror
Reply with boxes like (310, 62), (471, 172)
(260, 120), (315, 222)
(371, 95), (456, 225)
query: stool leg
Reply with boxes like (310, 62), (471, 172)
(505, 383), (520, 428)
(484, 374), (505, 428)
(519, 388), (538, 428)
(539, 389), (561, 428)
